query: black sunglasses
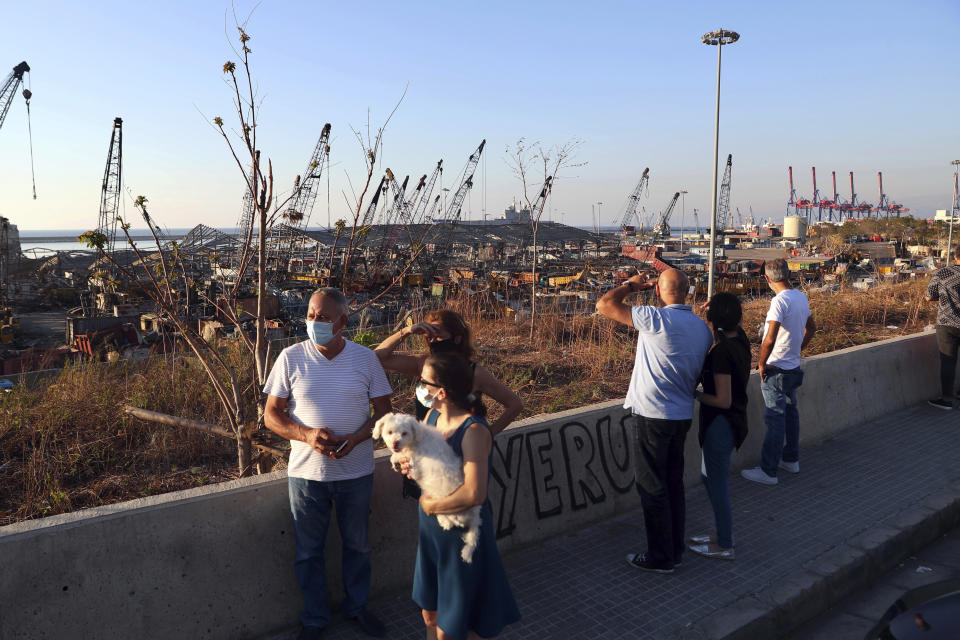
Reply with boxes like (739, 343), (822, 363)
(418, 379), (442, 388)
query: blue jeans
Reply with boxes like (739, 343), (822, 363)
(701, 415), (734, 549)
(288, 474), (374, 628)
(760, 369), (804, 477)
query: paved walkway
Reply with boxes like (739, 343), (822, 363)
(789, 526), (960, 639)
(266, 402), (960, 640)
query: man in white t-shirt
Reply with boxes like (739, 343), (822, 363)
(263, 288), (392, 639)
(742, 259), (816, 486)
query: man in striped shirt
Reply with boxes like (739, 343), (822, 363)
(264, 288), (392, 639)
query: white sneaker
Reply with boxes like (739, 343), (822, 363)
(741, 467), (778, 485)
(779, 460), (800, 474)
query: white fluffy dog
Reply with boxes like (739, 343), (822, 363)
(373, 412), (481, 563)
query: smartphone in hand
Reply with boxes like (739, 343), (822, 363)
(333, 440), (349, 454)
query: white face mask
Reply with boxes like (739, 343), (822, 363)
(415, 383), (436, 408)
(306, 320), (336, 346)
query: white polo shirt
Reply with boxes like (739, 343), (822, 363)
(263, 339), (392, 482)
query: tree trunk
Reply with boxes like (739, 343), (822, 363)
(529, 223), (538, 340)
(237, 434), (253, 477)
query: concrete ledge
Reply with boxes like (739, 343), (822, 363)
(686, 482), (960, 639)
(0, 330), (941, 640)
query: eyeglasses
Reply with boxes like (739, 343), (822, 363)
(418, 379), (442, 388)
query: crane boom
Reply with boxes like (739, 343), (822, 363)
(411, 160), (443, 224)
(716, 154), (733, 232)
(652, 192), (680, 240)
(233, 150), (259, 270)
(440, 140), (485, 223)
(269, 124), (332, 277)
(0, 61), (30, 133)
(617, 167), (650, 232)
(98, 118), (123, 258)
(360, 175), (387, 228)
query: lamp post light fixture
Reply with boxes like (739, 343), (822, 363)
(949, 159), (960, 266)
(702, 28), (740, 299)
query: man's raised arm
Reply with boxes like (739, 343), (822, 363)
(596, 274), (653, 327)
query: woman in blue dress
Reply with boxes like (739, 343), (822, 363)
(403, 352), (521, 640)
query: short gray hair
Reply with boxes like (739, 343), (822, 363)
(311, 287), (349, 316)
(764, 258), (790, 283)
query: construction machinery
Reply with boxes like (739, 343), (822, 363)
(430, 140), (486, 256)
(1, 61), (36, 198)
(98, 118), (123, 261)
(232, 150), (259, 274)
(411, 160), (443, 225)
(269, 123), (331, 279)
(716, 155), (733, 232)
(651, 192), (681, 240)
(0, 61), (30, 135)
(616, 167), (650, 235)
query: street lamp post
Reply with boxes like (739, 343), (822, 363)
(679, 190), (688, 253)
(950, 160), (960, 266)
(702, 28), (740, 299)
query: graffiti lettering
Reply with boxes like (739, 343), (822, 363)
(525, 429), (562, 519)
(489, 432), (525, 538)
(559, 422), (606, 509)
(486, 408), (640, 540)
(595, 414), (634, 493)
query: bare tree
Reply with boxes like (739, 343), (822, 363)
(80, 23), (424, 476)
(506, 138), (584, 338)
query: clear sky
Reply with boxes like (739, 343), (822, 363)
(2, 0), (958, 231)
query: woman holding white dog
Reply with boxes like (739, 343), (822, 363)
(405, 352), (520, 640)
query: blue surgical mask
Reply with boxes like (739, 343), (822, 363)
(306, 320), (336, 346)
(415, 383), (436, 408)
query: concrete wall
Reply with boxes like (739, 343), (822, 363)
(0, 331), (937, 639)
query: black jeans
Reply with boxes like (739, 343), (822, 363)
(936, 325), (960, 398)
(631, 414), (691, 568)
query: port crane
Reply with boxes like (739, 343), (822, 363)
(716, 154), (733, 233)
(615, 167), (650, 235)
(439, 139), (485, 225)
(1, 61), (36, 198)
(429, 140), (486, 256)
(410, 160), (443, 225)
(232, 150), (259, 273)
(269, 123), (332, 279)
(98, 118), (123, 261)
(651, 192), (680, 240)
(0, 61), (30, 134)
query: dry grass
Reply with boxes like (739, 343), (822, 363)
(0, 348), (253, 525)
(1, 277), (936, 525)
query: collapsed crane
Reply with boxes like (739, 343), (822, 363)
(716, 154), (733, 232)
(1, 61), (36, 198)
(269, 123), (332, 278)
(616, 168), (650, 235)
(651, 192), (681, 240)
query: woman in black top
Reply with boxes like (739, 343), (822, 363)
(689, 292), (751, 560)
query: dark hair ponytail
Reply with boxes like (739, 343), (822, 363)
(424, 353), (487, 418)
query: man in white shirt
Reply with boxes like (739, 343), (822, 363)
(596, 269), (713, 574)
(742, 259), (816, 486)
(263, 288), (392, 639)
